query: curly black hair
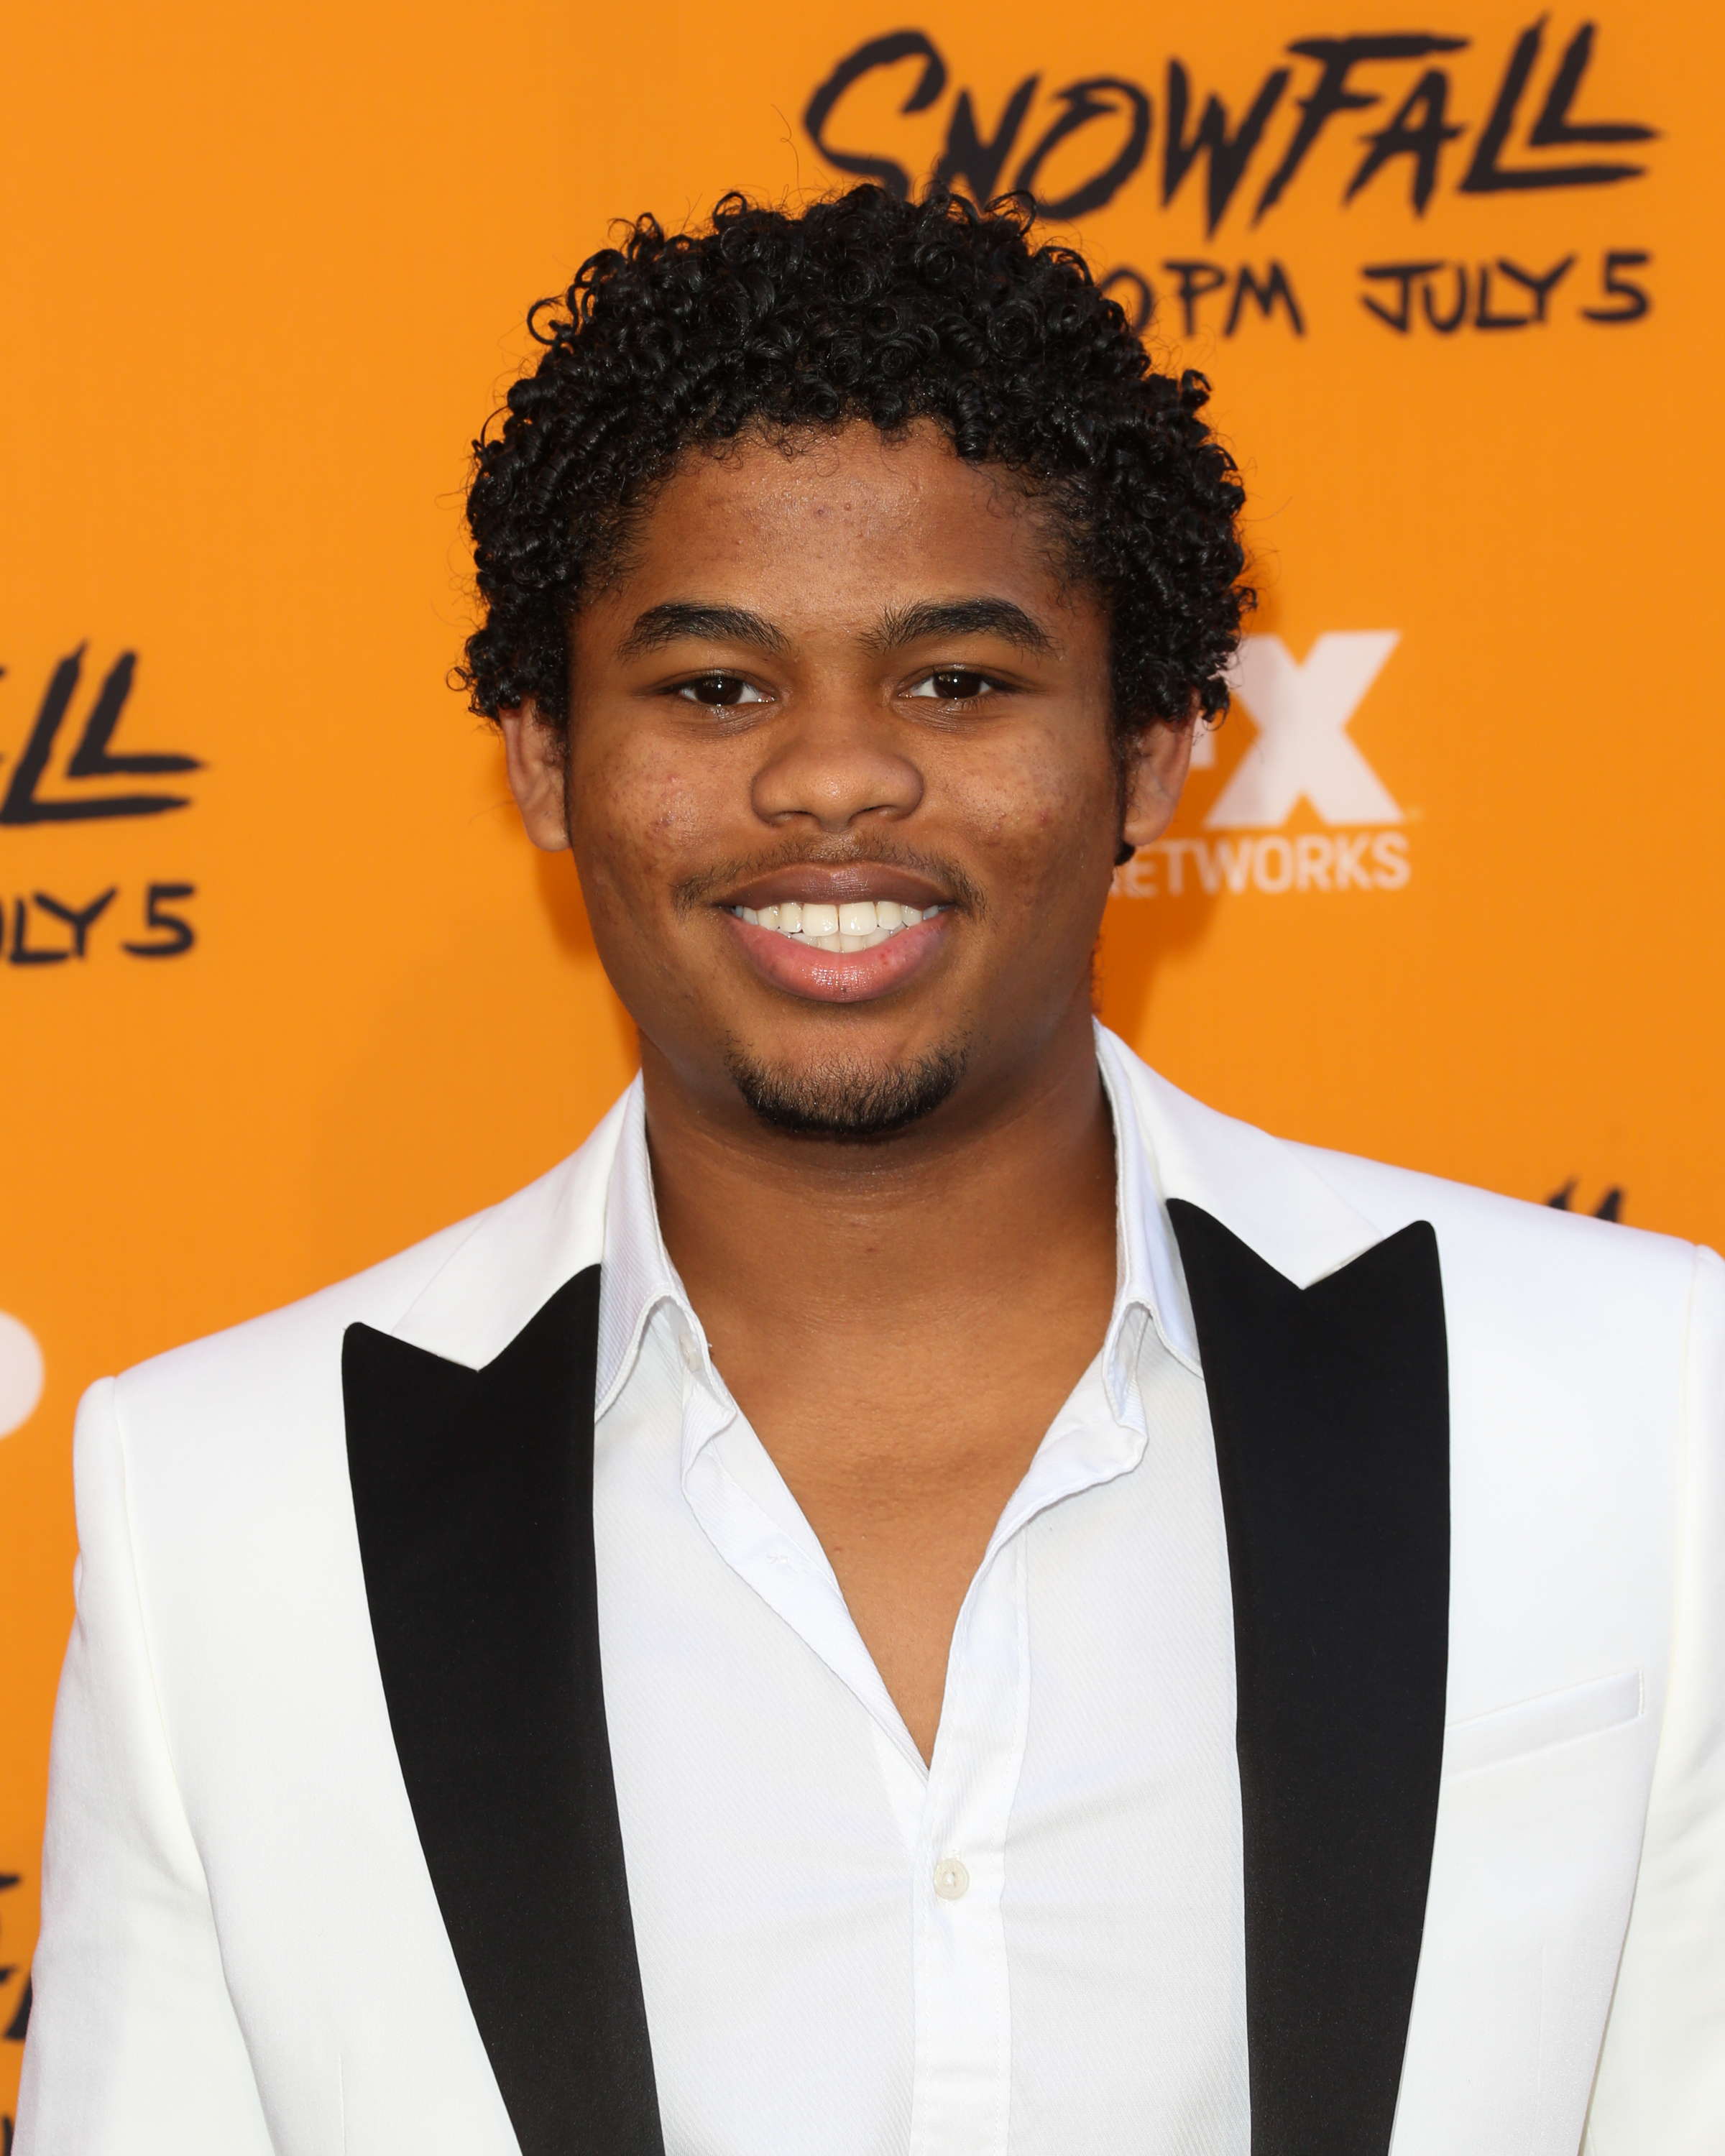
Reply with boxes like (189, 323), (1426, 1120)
(459, 186), (1248, 746)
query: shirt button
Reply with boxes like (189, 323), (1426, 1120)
(932, 1857), (970, 1901)
(678, 1332), (701, 1374)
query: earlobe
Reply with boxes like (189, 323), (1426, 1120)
(1119, 717), (1196, 853)
(498, 703), (573, 854)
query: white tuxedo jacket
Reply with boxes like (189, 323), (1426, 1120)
(17, 1042), (1725, 2156)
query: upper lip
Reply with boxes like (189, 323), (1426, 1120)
(718, 862), (954, 911)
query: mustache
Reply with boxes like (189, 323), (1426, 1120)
(671, 839), (990, 919)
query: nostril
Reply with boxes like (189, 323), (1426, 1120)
(750, 734), (924, 831)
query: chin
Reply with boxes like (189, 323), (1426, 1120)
(723, 1036), (970, 1141)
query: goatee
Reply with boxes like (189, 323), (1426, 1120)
(725, 1041), (969, 1141)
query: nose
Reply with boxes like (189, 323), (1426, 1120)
(750, 701), (924, 834)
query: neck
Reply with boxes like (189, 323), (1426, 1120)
(642, 991), (1117, 1343)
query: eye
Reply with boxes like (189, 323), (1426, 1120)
(676, 673), (768, 708)
(908, 668), (999, 704)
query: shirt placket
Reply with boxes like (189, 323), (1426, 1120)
(907, 1533), (1033, 2156)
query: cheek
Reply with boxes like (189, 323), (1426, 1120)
(570, 735), (719, 901)
(952, 728), (1116, 908)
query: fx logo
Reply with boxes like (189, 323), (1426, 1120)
(1200, 630), (1402, 829)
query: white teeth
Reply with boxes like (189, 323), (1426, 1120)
(732, 897), (941, 949)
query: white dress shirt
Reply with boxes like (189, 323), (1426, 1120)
(592, 1031), (1249, 2156)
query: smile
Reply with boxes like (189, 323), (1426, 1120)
(720, 896), (951, 1005)
(729, 898), (944, 952)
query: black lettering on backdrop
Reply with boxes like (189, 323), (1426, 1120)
(1582, 249), (1651, 321)
(1494, 253), (1576, 321)
(0, 1869), (15, 2001)
(1, 883), (196, 966)
(805, 23), (1657, 231)
(7, 898), (67, 966)
(0, 1864), (22, 2078)
(1346, 67), (1463, 213)
(0, 647), (200, 824)
(807, 36), (1153, 218)
(1460, 19), (1655, 193)
(1360, 261), (1443, 333)
(1528, 23), (1650, 148)
(0, 645), (205, 975)
(122, 881), (198, 958)
(1162, 61), (1292, 235)
(1361, 247), (1645, 330)
(803, 31), (948, 198)
(1098, 267), (1154, 336)
(1010, 78), (1151, 219)
(34, 887), (117, 957)
(1547, 1179), (1624, 1221)
(1474, 262), (1533, 327)
(934, 76), (1040, 201)
(1425, 263), (1470, 331)
(1162, 259), (1230, 336)
(0, 1879), (22, 2156)
(1227, 261), (1306, 335)
(1103, 262), (1305, 339)
(1254, 35), (1470, 220)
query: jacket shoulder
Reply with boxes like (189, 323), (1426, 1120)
(114, 1207), (484, 1416)
(1290, 1136), (1705, 1319)
(1100, 1027), (1706, 1320)
(107, 1087), (631, 1447)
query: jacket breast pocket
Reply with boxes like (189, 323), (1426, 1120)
(1443, 1669), (1643, 1777)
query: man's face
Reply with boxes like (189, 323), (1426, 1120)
(504, 419), (1190, 1138)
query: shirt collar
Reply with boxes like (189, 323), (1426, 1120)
(1095, 1025), (1202, 1433)
(594, 1079), (707, 1419)
(1095, 1023), (1202, 1383)
(594, 1036), (1202, 1427)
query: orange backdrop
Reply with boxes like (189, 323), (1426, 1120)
(2, 0), (1718, 2123)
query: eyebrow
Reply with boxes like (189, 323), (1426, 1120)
(616, 602), (789, 660)
(614, 594), (1058, 663)
(868, 598), (1057, 658)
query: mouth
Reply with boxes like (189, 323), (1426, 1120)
(729, 895), (942, 952)
(714, 869), (956, 1005)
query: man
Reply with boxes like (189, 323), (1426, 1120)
(17, 188), (1723, 2156)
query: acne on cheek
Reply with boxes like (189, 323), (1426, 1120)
(588, 755), (709, 854)
(592, 788), (737, 939)
(571, 772), (683, 905)
(962, 752), (1113, 883)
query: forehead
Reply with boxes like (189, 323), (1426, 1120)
(592, 420), (1069, 630)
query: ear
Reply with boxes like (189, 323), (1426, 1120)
(498, 703), (571, 854)
(1119, 716), (1197, 852)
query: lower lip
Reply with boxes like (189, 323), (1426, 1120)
(722, 911), (949, 1003)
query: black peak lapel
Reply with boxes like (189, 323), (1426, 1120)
(1168, 1202), (1449, 2156)
(342, 1267), (664, 2156)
